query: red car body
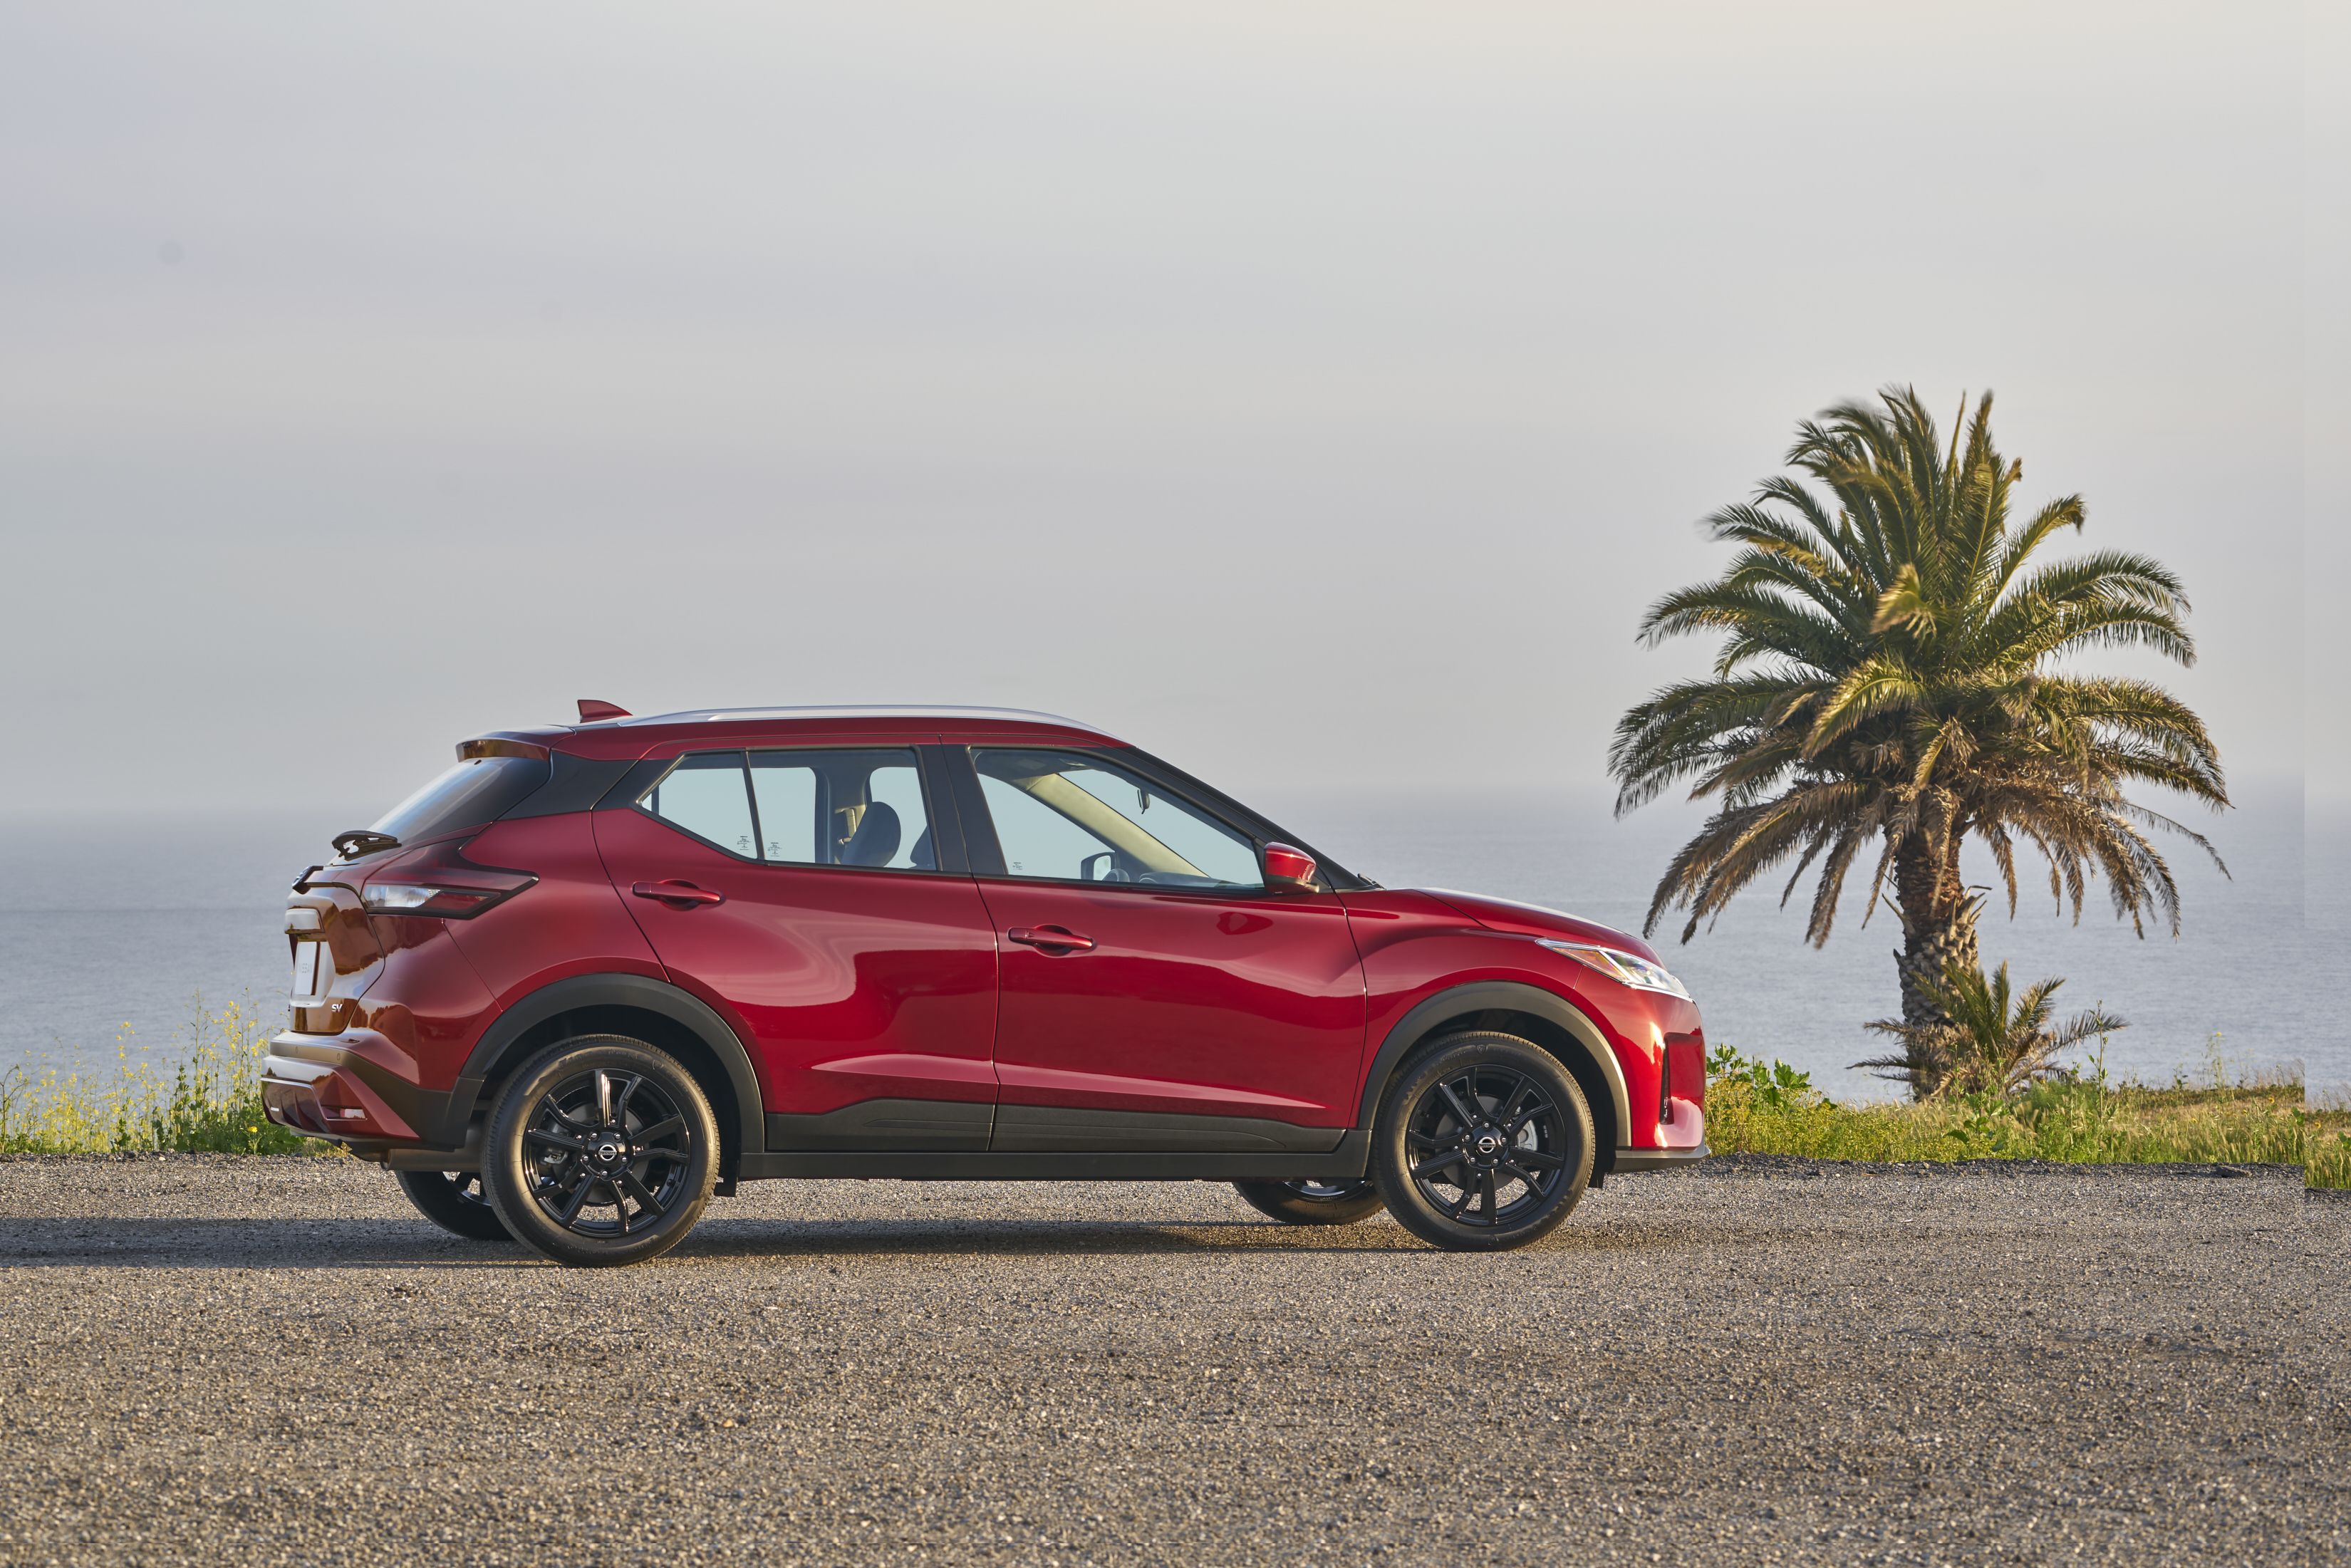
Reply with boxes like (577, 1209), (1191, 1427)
(264, 707), (1708, 1195)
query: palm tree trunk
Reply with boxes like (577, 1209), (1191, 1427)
(1891, 836), (1981, 1029)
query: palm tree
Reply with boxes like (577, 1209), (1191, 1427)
(1857, 961), (2126, 1099)
(1609, 387), (2227, 1030)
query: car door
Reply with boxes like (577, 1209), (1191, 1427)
(592, 742), (1002, 1151)
(953, 745), (1366, 1153)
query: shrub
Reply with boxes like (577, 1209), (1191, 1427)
(1859, 962), (2126, 1099)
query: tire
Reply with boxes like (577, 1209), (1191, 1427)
(395, 1169), (513, 1242)
(1232, 1178), (1386, 1227)
(481, 1035), (719, 1267)
(1370, 1031), (1594, 1252)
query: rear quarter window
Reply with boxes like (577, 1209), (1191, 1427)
(370, 756), (551, 844)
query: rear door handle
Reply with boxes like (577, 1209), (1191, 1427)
(632, 881), (725, 908)
(1007, 925), (1094, 952)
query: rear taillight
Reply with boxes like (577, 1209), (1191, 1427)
(361, 882), (525, 918)
(362, 839), (536, 920)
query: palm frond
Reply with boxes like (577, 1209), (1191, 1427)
(1612, 385), (2228, 987)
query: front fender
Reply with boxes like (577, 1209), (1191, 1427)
(1351, 980), (1634, 1153)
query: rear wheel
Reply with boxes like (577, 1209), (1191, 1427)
(1231, 1178), (1385, 1226)
(482, 1036), (718, 1267)
(1370, 1031), (1593, 1252)
(395, 1169), (512, 1242)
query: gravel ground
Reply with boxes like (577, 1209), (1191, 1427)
(0, 1155), (2340, 1567)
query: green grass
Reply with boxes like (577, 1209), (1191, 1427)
(0, 999), (319, 1156)
(1707, 1045), (2346, 1188)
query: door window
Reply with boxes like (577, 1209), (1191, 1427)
(971, 749), (1262, 890)
(749, 749), (935, 870)
(640, 753), (757, 858)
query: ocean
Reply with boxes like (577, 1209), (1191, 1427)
(2, 781), (2338, 1102)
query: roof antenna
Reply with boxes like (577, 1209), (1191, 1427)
(577, 699), (631, 722)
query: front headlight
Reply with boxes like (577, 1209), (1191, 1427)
(1537, 940), (1689, 999)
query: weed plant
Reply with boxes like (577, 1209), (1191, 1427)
(0, 999), (316, 1156)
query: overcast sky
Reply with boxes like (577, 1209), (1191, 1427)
(0, 1), (2330, 821)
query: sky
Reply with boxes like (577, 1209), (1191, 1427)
(0, 0), (2330, 822)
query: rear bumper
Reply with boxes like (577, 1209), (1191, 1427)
(1612, 1142), (1711, 1173)
(261, 1032), (467, 1152)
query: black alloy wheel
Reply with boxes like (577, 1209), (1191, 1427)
(395, 1168), (513, 1242)
(1371, 1031), (1593, 1251)
(1231, 1177), (1386, 1226)
(482, 1036), (717, 1267)
(521, 1069), (693, 1234)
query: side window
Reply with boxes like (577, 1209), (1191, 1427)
(977, 773), (1114, 879)
(640, 752), (757, 858)
(971, 749), (1263, 891)
(748, 749), (935, 871)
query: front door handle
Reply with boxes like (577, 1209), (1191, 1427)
(632, 880), (725, 908)
(1007, 925), (1094, 952)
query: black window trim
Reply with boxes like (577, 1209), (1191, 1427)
(949, 744), (1364, 897)
(621, 744), (967, 878)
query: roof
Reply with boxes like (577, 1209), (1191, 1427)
(600, 704), (1104, 732)
(526, 704), (1122, 760)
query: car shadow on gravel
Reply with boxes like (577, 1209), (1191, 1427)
(677, 1217), (1433, 1258)
(0, 1213), (1683, 1267)
(678, 1210), (1700, 1258)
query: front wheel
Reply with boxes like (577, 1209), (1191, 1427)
(395, 1169), (512, 1242)
(1370, 1031), (1593, 1252)
(481, 1036), (719, 1267)
(1232, 1178), (1386, 1227)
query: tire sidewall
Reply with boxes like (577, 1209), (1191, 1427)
(482, 1035), (719, 1267)
(1231, 1179), (1386, 1227)
(395, 1168), (514, 1242)
(1371, 1032), (1594, 1252)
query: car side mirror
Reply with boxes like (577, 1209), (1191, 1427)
(1262, 843), (1318, 892)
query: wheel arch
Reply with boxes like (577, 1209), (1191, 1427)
(448, 974), (765, 1180)
(1354, 982), (1631, 1169)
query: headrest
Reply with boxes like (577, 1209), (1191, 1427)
(842, 802), (902, 867)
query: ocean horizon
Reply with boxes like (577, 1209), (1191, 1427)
(3, 779), (2337, 1104)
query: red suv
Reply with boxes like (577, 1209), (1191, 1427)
(264, 705), (1708, 1265)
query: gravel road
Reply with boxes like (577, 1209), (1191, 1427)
(0, 1156), (2340, 1567)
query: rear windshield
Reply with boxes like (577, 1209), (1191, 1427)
(368, 755), (550, 846)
